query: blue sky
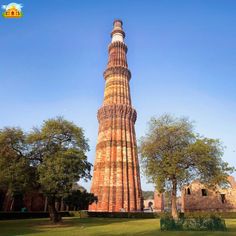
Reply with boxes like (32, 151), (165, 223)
(0, 0), (235, 191)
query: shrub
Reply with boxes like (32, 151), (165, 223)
(160, 215), (183, 231)
(160, 215), (227, 231)
(69, 210), (88, 218)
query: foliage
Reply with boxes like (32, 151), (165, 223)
(160, 215), (227, 231)
(142, 190), (154, 200)
(0, 118), (92, 221)
(0, 128), (34, 209)
(160, 215), (182, 230)
(64, 190), (97, 210)
(139, 114), (235, 219)
(27, 117), (92, 223)
(69, 210), (88, 218)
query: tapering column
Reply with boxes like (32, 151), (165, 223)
(89, 20), (142, 212)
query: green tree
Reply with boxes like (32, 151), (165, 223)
(0, 128), (32, 210)
(28, 117), (92, 223)
(63, 189), (97, 210)
(139, 114), (234, 219)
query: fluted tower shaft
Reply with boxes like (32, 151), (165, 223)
(89, 20), (142, 212)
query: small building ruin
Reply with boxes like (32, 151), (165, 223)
(181, 176), (236, 212)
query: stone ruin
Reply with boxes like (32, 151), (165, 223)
(150, 176), (236, 212)
(182, 176), (236, 212)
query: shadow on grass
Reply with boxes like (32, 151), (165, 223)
(64, 217), (148, 227)
(0, 217), (147, 236)
(0, 218), (49, 236)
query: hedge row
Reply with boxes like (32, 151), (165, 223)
(183, 211), (236, 219)
(1, 211), (235, 220)
(87, 211), (162, 218)
(69, 210), (88, 218)
(0, 211), (70, 220)
(87, 211), (236, 219)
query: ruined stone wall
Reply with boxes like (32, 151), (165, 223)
(1, 190), (45, 211)
(23, 191), (45, 211)
(154, 191), (164, 212)
(182, 177), (236, 212)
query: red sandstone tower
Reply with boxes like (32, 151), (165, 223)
(89, 20), (142, 212)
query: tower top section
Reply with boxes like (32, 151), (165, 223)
(111, 19), (125, 43)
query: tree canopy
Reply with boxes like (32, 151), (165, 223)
(0, 118), (92, 223)
(139, 114), (234, 219)
(0, 128), (33, 208)
(27, 117), (92, 222)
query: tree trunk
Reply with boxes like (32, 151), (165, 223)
(171, 178), (178, 220)
(60, 199), (64, 211)
(10, 197), (14, 211)
(48, 197), (61, 223)
(44, 197), (48, 212)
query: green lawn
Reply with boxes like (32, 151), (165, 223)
(0, 217), (236, 236)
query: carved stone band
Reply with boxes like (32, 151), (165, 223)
(96, 140), (137, 150)
(111, 29), (126, 39)
(94, 161), (137, 171)
(97, 104), (137, 123)
(108, 41), (127, 53)
(103, 66), (131, 81)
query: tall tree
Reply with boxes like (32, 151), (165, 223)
(139, 114), (234, 219)
(28, 117), (92, 223)
(0, 128), (32, 210)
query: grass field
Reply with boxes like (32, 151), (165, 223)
(0, 217), (236, 236)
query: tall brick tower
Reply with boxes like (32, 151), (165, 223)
(89, 20), (142, 212)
